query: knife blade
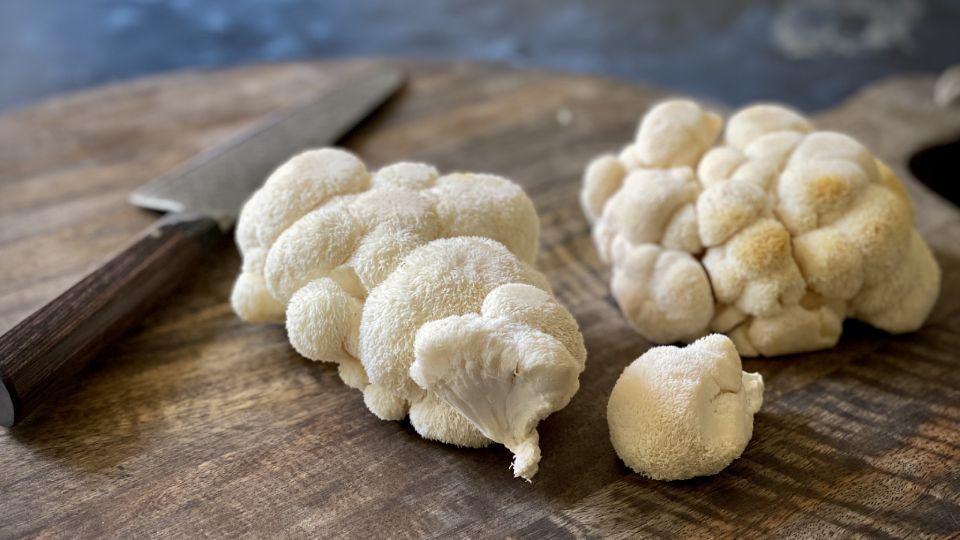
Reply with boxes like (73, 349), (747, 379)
(131, 66), (404, 227)
(0, 66), (405, 427)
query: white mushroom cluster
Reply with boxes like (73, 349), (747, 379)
(607, 334), (763, 480)
(232, 148), (586, 480)
(582, 100), (941, 356)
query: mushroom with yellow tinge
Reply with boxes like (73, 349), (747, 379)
(582, 100), (941, 356)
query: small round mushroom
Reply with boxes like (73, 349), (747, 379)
(607, 334), (764, 481)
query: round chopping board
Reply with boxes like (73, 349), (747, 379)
(1, 59), (959, 538)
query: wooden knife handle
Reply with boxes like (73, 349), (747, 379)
(0, 213), (221, 427)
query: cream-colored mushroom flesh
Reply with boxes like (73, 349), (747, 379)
(581, 100), (940, 356)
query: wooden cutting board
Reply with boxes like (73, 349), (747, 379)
(1, 59), (958, 538)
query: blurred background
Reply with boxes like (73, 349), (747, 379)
(1, 0), (958, 113)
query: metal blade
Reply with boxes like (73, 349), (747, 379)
(130, 66), (404, 229)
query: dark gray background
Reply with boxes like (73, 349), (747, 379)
(1, 0), (958, 113)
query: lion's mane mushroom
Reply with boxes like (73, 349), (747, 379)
(582, 100), (941, 356)
(232, 148), (585, 480)
(607, 334), (763, 480)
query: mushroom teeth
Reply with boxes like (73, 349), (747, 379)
(410, 314), (581, 481)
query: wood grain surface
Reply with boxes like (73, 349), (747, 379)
(1, 59), (958, 538)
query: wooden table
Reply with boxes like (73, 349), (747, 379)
(1, 60), (958, 538)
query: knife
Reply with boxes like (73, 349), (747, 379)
(0, 66), (405, 427)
